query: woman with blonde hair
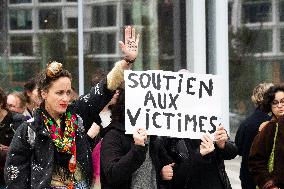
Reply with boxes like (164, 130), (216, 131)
(235, 82), (273, 189)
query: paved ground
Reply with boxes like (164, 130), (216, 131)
(225, 155), (242, 189)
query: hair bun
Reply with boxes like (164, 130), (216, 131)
(47, 61), (63, 78)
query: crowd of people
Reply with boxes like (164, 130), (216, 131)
(0, 26), (283, 189)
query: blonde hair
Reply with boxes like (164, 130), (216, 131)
(251, 83), (274, 106)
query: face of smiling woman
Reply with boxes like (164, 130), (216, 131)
(41, 77), (72, 120)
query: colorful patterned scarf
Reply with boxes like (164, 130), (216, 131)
(42, 111), (78, 189)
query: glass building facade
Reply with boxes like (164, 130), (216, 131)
(1, 0), (283, 134)
(0, 0), (186, 92)
(229, 0), (284, 134)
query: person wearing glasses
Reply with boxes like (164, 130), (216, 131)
(249, 84), (284, 189)
(235, 82), (273, 189)
(7, 91), (28, 115)
(0, 87), (26, 189)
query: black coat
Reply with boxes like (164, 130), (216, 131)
(0, 111), (27, 146)
(4, 79), (113, 189)
(235, 108), (270, 189)
(157, 137), (237, 189)
(0, 111), (26, 185)
(100, 122), (162, 189)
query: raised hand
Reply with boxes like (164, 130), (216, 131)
(119, 26), (140, 63)
(200, 134), (215, 156)
(214, 125), (228, 149)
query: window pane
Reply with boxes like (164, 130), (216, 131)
(0, 5), (5, 31)
(242, 1), (272, 23)
(91, 32), (116, 54)
(39, 9), (62, 29)
(229, 60), (274, 118)
(280, 1), (284, 22)
(250, 29), (272, 53)
(228, 2), (233, 25)
(67, 33), (77, 55)
(37, 32), (65, 64)
(10, 35), (33, 56)
(123, 3), (134, 25)
(67, 0), (77, 2)
(67, 17), (77, 28)
(39, 0), (60, 2)
(280, 29), (284, 52)
(9, 9), (32, 30)
(92, 5), (116, 27)
(9, 0), (31, 4)
(83, 58), (117, 91)
(9, 60), (40, 82)
(158, 0), (175, 71)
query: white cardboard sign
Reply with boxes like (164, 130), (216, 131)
(124, 70), (224, 139)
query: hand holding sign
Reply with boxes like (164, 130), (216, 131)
(119, 26), (140, 66)
(161, 163), (175, 180)
(133, 128), (147, 146)
(125, 70), (225, 139)
(200, 134), (215, 156)
(214, 125), (228, 149)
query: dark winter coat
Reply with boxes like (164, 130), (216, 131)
(157, 137), (238, 189)
(0, 111), (27, 146)
(249, 116), (284, 189)
(235, 108), (270, 189)
(0, 111), (26, 185)
(100, 122), (162, 189)
(4, 79), (113, 189)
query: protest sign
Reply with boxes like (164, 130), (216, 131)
(124, 70), (224, 139)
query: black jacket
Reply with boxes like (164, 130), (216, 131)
(235, 108), (270, 189)
(4, 79), (113, 189)
(100, 122), (162, 189)
(157, 137), (237, 189)
(0, 111), (26, 185)
(0, 111), (27, 146)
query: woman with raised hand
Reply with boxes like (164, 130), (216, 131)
(4, 26), (140, 189)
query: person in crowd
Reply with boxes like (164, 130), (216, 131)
(235, 82), (273, 189)
(4, 25), (140, 189)
(7, 91), (28, 115)
(157, 126), (238, 189)
(249, 84), (284, 189)
(101, 88), (164, 189)
(151, 68), (237, 189)
(91, 89), (120, 189)
(69, 87), (79, 104)
(23, 78), (41, 118)
(0, 87), (26, 189)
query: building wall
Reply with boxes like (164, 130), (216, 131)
(0, 0), (186, 92)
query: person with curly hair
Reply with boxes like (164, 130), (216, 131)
(249, 84), (284, 189)
(235, 82), (273, 189)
